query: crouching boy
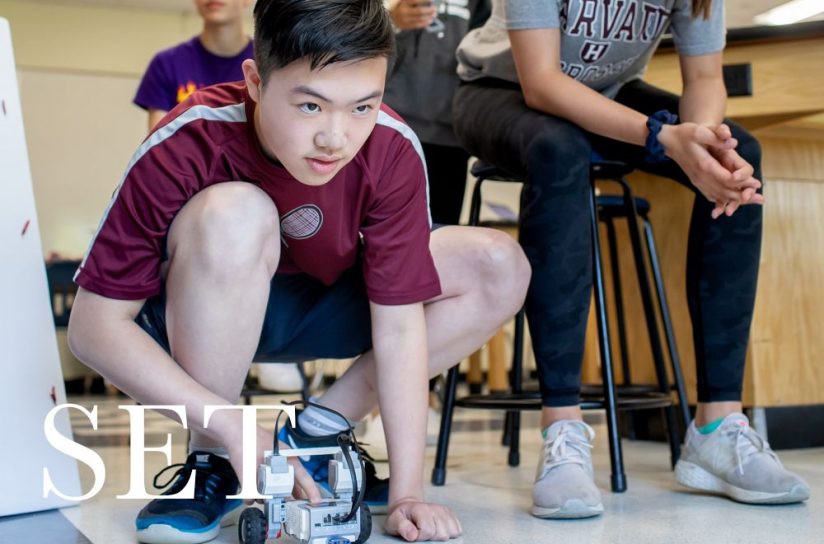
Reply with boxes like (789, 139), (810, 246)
(68, 0), (530, 542)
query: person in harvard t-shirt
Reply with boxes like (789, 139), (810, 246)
(68, 1), (529, 543)
(134, 0), (254, 131)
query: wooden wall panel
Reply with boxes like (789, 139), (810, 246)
(644, 39), (824, 122)
(749, 178), (824, 406)
(759, 138), (824, 181)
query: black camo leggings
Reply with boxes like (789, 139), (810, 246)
(453, 79), (763, 407)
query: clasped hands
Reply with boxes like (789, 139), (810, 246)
(658, 122), (764, 219)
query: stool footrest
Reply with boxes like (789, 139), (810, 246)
(454, 391), (675, 412)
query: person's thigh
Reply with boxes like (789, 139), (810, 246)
(453, 82), (556, 175)
(135, 181), (280, 354)
(425, 224), (529, 304)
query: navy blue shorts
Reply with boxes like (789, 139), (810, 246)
(136, 266), (373, 362)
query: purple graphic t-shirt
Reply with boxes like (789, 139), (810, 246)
(133, 36), (254, 112)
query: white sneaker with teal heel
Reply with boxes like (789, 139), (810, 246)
(675, 413), (810, 504)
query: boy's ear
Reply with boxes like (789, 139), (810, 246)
(242, 59), (263, 103)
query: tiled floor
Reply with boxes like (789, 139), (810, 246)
(3, 393), (823, 544)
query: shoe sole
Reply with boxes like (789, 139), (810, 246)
(136, 502), (243, 544)
(675, 460), (810, 505)
(532, 499), (604, 519)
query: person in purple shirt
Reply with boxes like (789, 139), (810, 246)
(134, 0), (253, 131)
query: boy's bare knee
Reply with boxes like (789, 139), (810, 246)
(474, 229), (530, 309)
(173, 182), (280, 275)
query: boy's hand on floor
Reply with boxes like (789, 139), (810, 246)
(385, 499), (462, 542)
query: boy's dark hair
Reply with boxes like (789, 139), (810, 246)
(253, 0), (395, 84)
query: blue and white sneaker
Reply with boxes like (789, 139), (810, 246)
(136, 451), (243, 544)
(278, 413), (390, 514)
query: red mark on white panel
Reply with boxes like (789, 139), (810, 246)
(21, 219), (30, 236)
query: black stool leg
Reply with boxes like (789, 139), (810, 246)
(605, 217), (640, 440)
(590, 187), (627, 493)
(617, 180), (681, 467)
(605, 218), (632, 386)
(643, 217), (691, 433)
(468, 175), (484, 226)
(432, 365), (459, 486)
(297, 362), (310, 403)
(471, 175), (517, 452)
(502, 410), (513, 446)
(506, 309), (526, 467)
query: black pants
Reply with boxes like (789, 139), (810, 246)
(422, 142), (470, 225)
(453, 79), (763, 407)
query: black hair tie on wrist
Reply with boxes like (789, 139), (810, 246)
(644, 110), (679, 164)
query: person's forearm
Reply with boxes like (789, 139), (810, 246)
(522, 71), (650, 146)
(370, 302), (429, 505)
(680, 77), (726, 126)
(511, 29), (649, 146)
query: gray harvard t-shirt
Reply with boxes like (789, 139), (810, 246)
(457, 0), (725, 97)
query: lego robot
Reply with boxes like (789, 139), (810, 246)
(238, 442), (372, 544)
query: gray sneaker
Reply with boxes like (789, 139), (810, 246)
(675, 413), (810, 504)
(532, 420), (604, 519)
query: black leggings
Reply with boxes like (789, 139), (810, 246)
(422, 142), (470, 225)
(453, 79), (763, 407)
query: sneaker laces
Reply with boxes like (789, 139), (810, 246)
(152, 457), (233, 504)
(539, 423), (594, 480)
(726, 423), (781, 476)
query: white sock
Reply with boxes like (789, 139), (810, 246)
(298, 398), (351, 437)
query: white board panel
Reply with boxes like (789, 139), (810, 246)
(0, 17), (82, 516)
(20, 68), (145, 258)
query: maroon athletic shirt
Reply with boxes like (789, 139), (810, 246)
(75, 82), (441, 306)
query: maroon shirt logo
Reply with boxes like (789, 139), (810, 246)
(280, 205), (324, 240)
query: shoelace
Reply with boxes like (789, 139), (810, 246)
(539, 425), (594, 480)
(152, 460), (231, 503)
(727, 423), (781, 476)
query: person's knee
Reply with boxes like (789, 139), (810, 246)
(525, 124), (589, 167)
(178, 182), (280, 276)
(473, 229), (531, 314)
(732, 128), (762, 167)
